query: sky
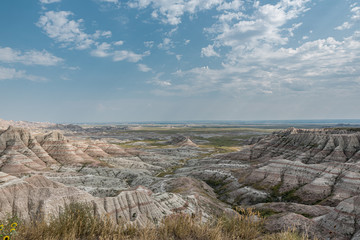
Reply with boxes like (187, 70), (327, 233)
(0, 0), (360, 123)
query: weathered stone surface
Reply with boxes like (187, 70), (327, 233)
(264, 213), (320, 239)
(253, 202), (332, 218)
(167, 135), (198, 147)
(315, 195), (360, 240)
(0, 173), (199, 226)
(224, 128), (360, 164)
(3, 123), (360, 239)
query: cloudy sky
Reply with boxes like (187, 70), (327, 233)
(0, 0), (359, 123)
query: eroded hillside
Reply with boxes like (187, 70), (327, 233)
(1, 122), (360, 239)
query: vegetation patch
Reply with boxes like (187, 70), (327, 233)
(254, 208), (280, 218)
(205, 178), (226, 188)
(156, 164), (183, 177)
(4, 202), (314, 240)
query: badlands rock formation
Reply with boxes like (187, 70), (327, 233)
(0, 125), (217, 226)
(0, 118), (55, 131)
(2, 123), (360, 239)
(0, 172), (200, 226)
(167, 135), (198, 147)
(178, 127), (360, 239)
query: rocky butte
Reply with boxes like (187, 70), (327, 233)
(1, 119), (360, 239)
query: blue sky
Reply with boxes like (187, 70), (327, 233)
(0, 0), (359, 123)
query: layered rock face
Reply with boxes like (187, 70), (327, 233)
(0, 126), (56, 174)
(234, 128), (360, 205)
(225, 127), (360, 163)
(0, 172), (198, 226)
(0, 127), (134, 175)
(0, 118), (55, 131)
(212, 128), (360, 239)
(172, 128), (360, 239)
(0, 126), (214, 226)
(167, 135), (198, 147)
(3, 124), (360, 239)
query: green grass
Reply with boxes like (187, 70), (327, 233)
(194, 135), (252, 147)
(156, 164), (183, 177)
(115, 139), (168, 149)
(124, 127), (277, 133)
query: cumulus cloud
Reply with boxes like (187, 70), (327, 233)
(100, 0), (118, 3)
(158, 38), (173, 50)
(37, 11), (147, 63)
(93, 30), (112, 39)
(144, 41), (154, 48)
(114, 40), (124, 46)
(91, 42), (150, 62)
(217, 0), (243, 10)
(146, 72), (172, 87)
(201, 45), (219, 57)
(351, 6), (360, 20)
(207, 0), (310, 51)
(128, 0), (223, 25)
(90, 42), (112, 57)
(335, 5), (360, 30)
(0, 46), (63, 66)
(37, 11), (110, 50)
(335, 22), (352, 30)
(113, 50), (150, 62)
(138, 63), (152, 72)
(39, 0), (61, 4)
(0, 66), (47, 81)
(165, 33), (360, 96)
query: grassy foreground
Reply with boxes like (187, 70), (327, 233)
(2, 203), (313, 240)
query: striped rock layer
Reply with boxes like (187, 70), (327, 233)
(222, 128), (360, 239)
(0, 172), (197, 226)
(0, 127), (128, 175)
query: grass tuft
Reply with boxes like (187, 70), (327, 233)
(5, 202), (315, 240)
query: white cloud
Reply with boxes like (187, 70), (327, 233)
(184, 39), (190, 45)
(138, 63), (152, 72)
(351, 6), (360, 20)
(144, 41), (154, 48)
(90, 42), (112, 57)
(201, 45), (219, 57)
(100, 0), (118, 3)
(158, 38), (173, 50)
(37, 10), (148, 64)
(113, 50), (150, 62)
(217, 0), (243, 10)
(90, 41), (149, 62)
(208, 0), (310, 51)
(164, 33), (360, 96)
(0, 46), (63, 66)
(0, 66), (47, 81)
(155, 80), (172, 86)
(335, 21), (353, 30)
(37, 11), (110, 50)
(39, 0), (61, 4)
(147, 72), (172, 87)
(114, 40), (124, 46)
(176, 54), (182, 60)
(93, 30), (112, 39)
(128, 0), (224, 25)
(335, 5), (360, 30)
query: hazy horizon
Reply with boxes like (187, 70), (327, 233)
(3, 116), (360, 126)
(1, 0), (359, 122)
